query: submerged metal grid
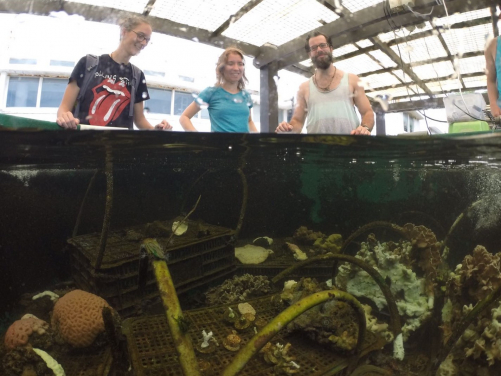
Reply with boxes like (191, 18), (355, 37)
(66, 0), (148, 13)
(334, 53), (383, 75)
(412, 61), (455, 81)
(341, 0), (383, 13)
(390, 35), (447, 64)
(441, 23), (492, 55)
(222, 0), (339, 47)
(149, 0), (250, 32)
(123, 296), (370, 376)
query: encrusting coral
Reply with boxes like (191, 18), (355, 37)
(2, 346), (54, 376)
(205, 274), (272, 306)
(335, 234), (432, 341)
(51, 289), (111, 348)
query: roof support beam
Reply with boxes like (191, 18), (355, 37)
(253, 0), (492, 70)
(372, 92), (489, 113)
(210, 0), (264, 39)
(491, 6), (499, 37)
(369, 37), (433, 96)
(0, 0), (261, 60)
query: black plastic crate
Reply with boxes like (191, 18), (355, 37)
(68, 219), (235, 315)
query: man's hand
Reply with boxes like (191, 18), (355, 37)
(350, 125), (372, 135)
(56, 111), (80, 129)
(155, 119), (173, 130)
(276, 121), (293, 133)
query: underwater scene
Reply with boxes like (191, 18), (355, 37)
(1, 131), (501, 376)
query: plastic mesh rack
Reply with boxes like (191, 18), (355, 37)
(123, 296), (379, 376)
(68, 220), (236, 316)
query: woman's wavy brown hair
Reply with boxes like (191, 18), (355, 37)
(215, 47), (248, 91)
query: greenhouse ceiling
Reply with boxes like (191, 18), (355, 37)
(0, 0), (495, 104)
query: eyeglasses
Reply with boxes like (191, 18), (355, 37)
(308, 43), (330, 52)
(131, 30), (151, 44)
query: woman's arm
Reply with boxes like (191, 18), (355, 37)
(179, 102), (202, 131)
(56, 81), (81, 129)
(134, 102), (155, 129)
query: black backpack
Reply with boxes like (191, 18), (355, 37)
(73, 54), (142, 119)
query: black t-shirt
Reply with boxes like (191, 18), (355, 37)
(70, 54), (149, 129)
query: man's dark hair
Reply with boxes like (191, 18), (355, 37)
(305, 32), (333, 52)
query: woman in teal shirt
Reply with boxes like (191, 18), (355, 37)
(180, 47), (258, 133)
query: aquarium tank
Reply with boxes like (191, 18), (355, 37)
(1, 0), (501, 376)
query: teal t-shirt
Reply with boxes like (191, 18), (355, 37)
(196, 86), (253, 133)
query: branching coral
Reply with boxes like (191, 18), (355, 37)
(441, 245), (501, 368)
(205, 274), (272, 306)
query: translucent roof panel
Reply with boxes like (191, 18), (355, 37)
(332, 44), (359, 58)
(441, 24), (492, 55)
(392, 70), (413, 83)
(462, 76), (487, 89)
(457, 56), (486, 75)
(360, 72), (402, 89)
(367, 86), (417, 99)
(369, 50), (397, 68)
(412, 61), (455, 80)
(434, 8), (491, 27)
(378, 22), (432, 43)
(299, 58), (313, 67)
(342, 0), (383, 13)
(223, 0), (339, 47)
(355, 39), (373, 48)
(67, 0), (148, 13)
(426, 79), (461, 92)
(390, 36), (447, 64)
(334, 54), (383, 75)
(150, 0), (250, 32)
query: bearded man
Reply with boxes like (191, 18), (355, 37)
(276, 32), (374, 135)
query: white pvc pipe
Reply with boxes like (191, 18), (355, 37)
(79, 124), (126, 131)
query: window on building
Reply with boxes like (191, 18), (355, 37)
(9, 58), (37, 65)
(144, 70), (165, 77)
(403, 113), (415, 133)
(178, 75), (194, 83)
(174, 91), (194, 116)
(278, 109), (284, 124)
(7, 77), (39, 107)
(147, 88), (172, 114)
(40, 78), (66, 107)
(201, 107), (210, 119)
(50, 60), (74, 67)
(253, 104), (260, 124)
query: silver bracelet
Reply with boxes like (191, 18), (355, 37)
(361, 125), (371, 132)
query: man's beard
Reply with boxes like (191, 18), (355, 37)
(311, 52), (333, 70)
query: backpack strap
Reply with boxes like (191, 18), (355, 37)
(73, 54), (99, 118)
(129, 63), (142, 117)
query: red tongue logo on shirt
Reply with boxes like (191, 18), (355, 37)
(88, 78), (131, 126)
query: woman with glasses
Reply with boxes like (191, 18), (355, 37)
(179, 47), (258, 133)
(56, 16), (171, 130)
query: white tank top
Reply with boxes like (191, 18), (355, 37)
(306, 72), (360, 134)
